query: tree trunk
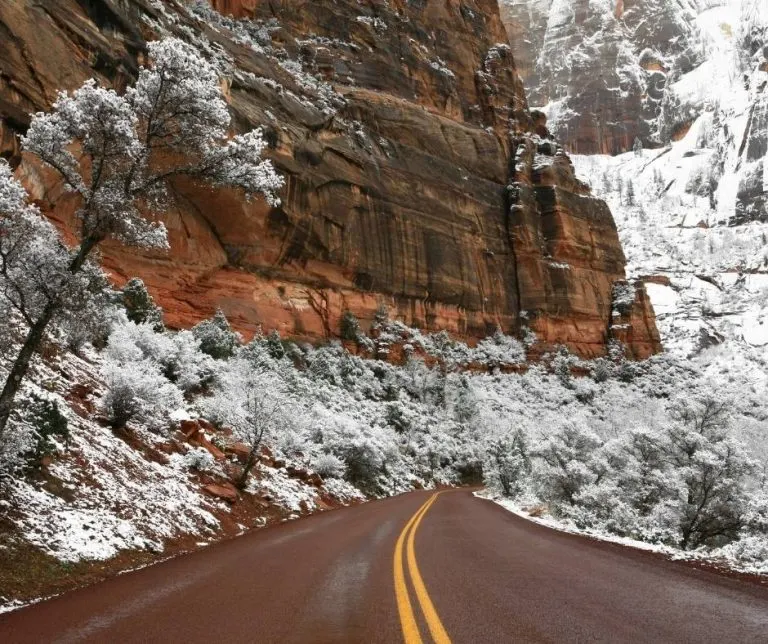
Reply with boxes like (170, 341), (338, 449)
(0, 303), (57, 437)
(235, 427), (264, 490)
(236, 448), (259, 490)
(0, 235), (99, 439)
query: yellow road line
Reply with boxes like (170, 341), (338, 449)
(394, 495), (432, 644)
(393, 493), (452, 644)
(406, 495), (451, 644)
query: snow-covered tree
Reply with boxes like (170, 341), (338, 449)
(0, 37), (282, 437)
(233, 393), (281, 489)
(484, 427), (531, 497)
(121, 278), (163, 330)
(666, 398), (755, 549)
(198, 357), (292, 488)
(0, 160), (106, 355)
(339, 310), (362, 341)
(533, 421), (604, 508)
(192, 309), (241, 360)
(625, 179), (636, 206)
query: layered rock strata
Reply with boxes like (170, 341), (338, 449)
(0, 0), (660, 358)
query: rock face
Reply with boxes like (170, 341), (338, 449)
(0, 0), (661, 358)
(501, 1), (767, 223)
(499, 0), (704, 154)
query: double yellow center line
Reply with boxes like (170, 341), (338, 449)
(393, 493), (452, 644)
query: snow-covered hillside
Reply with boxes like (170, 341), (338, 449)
(504, 0), (767, 392)
(574, 5), (768, 342)
(502, 0), (767, 156)
(570, 0), (767, 410)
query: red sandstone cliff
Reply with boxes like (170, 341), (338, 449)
(0, 0), (660, 358)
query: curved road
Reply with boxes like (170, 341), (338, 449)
(2, 489), (767, 643)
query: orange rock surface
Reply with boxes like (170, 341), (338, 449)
(0, 0), (661, 358)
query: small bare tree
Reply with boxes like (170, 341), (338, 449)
(234, 393), (280, 490)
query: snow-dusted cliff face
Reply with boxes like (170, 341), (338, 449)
(501, 0), (706, 154)
(561, 1), (768, 383)
(501, 1), (768, 154)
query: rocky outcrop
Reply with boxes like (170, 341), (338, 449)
(0, 0), (660, 358)
(499, 0), (703, 154)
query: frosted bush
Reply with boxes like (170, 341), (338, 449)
(312, 453), (345, 479)
(101, 361), (184, 431)
(184, 447), (215, 472)
(483, 428), (531, 497)
(121, 278), (163, 329)
(0, 416), (36, 481)
(716, 535), (768, 574)
(107, 322), (216, 392)
(164, 331), (218, 392)
(472, 329), (526, 368)
(192, 310), (241, 360)
(532, 422), (604, 509)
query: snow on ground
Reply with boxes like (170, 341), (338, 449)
(479, 491), (768, 576)
(572, 7), (768, 355)
(250, 465), (318, 514)
(0, 346), (348, 574)
(8, 414), (221, 562)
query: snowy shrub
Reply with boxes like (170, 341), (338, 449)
(121, 278), (164, 330)
(164, 331), (218, 392)
(532, 422), (604, 510)
(590, 358), (613, 383)
(184, 446), (215, 472)
(106, 321), (170, 364)
(717, 535), (768, 574)
(0, 418), (35, 481)
(21, 394), (69, 469)
(101, 361), (184, 430)
(339, 310), (361, 341)
(106, 321), (216, 393)
(472, 328), (525, 368)
(192, 310), (241, 360)
(265, 330), (285, 360)
(59, 292), (119, 353)
(483, 428), (531, 497)
(551, 346), (577, 388)
(312, 453), (345, 479)
(343, 438), (385, 493)
(668, 427), (754, 549)
(565, 483), (642, 534)
(741, 490), (768, 535)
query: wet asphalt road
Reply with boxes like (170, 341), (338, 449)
(2, 489), (767, 643)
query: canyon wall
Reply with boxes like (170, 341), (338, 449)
(499, 0), (704, 154)
(0, 0), (660, 358)
(501, 0), (767, 223)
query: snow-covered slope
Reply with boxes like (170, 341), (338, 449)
(570, 0), (767, 378)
